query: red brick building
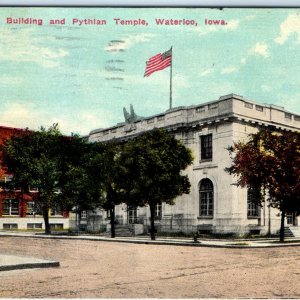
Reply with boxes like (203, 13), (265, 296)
(0, 126), (69, 230)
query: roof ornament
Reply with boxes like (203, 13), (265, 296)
(123, 104), (143, 132)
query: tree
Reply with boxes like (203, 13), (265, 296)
(226, 128), (300, 242)
(56, 135), (103, 232)
(97, 141), (126, 238)
(55, 136), (127, 238)
(1, 124), (63, 234)
(0, 125), (125, 236)
(118, 128), (193, 240)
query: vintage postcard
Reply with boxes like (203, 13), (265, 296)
(0, 6), (299, 298)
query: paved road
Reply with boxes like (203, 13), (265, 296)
(0, 236), (299, 298)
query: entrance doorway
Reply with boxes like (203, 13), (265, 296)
(286, 213), (298, 226)
(127, 204), (138, 224)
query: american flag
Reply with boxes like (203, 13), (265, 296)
(144, 48), (172, 77)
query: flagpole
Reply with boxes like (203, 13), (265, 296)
(169, 46), (173, 110)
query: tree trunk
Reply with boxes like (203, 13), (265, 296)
(110, 206), (115, 238)
(149, 203), (156, 240)
(43, 208), (51, 235)
(279, 206), (286, 242)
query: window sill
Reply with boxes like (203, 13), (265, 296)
(193, 163), (217, 170)
(247, 216), (260, 219)
(197, 216), (213, 219)
(200, 159), (213, 163)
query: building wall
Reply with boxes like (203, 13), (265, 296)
(0, 125), (70, 231)
(88, 94), (300, 236)
(0, 216), (69, 230)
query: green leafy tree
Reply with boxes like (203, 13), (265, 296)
(118, 128), (193, 240)
(98, 141), (126, 238)
(56, 136), (103, 231)
(226, 128), (300, 242)
(1, 124), (63, 234)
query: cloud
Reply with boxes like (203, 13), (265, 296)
(49, 111), (112, 136)
(0, 102), (42, 130)
(0, 76), (24, 85)
(200, 68), (214, 76)
(275, 14), (300, 44)
(104, 33), (155, 52)
(226, 19), (240, 30)
(221, 66), (238, 74)
(240, 57), (247, 64)
(249, 42), (270, 58)
(0, 101), (120, 136)
(0, 28), (69, 68)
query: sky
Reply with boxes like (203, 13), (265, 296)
(0, 7), (300, 135)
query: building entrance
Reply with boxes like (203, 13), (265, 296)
(287, 213), (298, 226)
(127, 204), (138, 224)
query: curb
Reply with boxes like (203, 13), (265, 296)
(0, 261), (60, 272)
(1, 233), (300, 249)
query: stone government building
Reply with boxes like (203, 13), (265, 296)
(86, 94), (300, 236)
(0, 93), (299, 236)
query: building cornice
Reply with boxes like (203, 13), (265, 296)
(89, 94), (300, 142)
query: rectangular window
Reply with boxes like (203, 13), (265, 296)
(286, 213), (297, 226)
(2, 200), (10, 215)
(255, 105), (264, 112)
(3, 199), (19, 216)
(26, 201), (42, 216)
(29, 186), (39, 192)
(50, 205), (63, 216)
(247, 186), (260, 218)
(248, 202), (259, 217)
(50, 224), (64, 230)
(3, 224), (18, 230)
(27, 201), (34, 215)
(285, 113), (292, 120)
(27, 223), (42, 229)
(155, 203), (162, 220)
(2, 175), (13, 191)
(208, 103), (218, 110)
(199, 191), (213, 216)
(128, 204), (138, 224)
(81, 211), (87, 219)
(200, 134), (213, 160)
(196, 106), (205, 113)
(244, 102), (253, 109)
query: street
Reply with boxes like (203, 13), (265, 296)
(0, 236), (299, 298)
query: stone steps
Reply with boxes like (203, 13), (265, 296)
(115, 225), (134, 237)
(288, 227), (300, 238)
(284, 227), (294, 237)
(105, 225), (134, 237)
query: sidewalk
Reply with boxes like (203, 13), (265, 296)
(1, 231), (300, 272)
(1, 230), (300, 248)
(0, 254), (59, 272)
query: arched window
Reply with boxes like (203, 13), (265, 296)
(199, 179), (214, 217)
